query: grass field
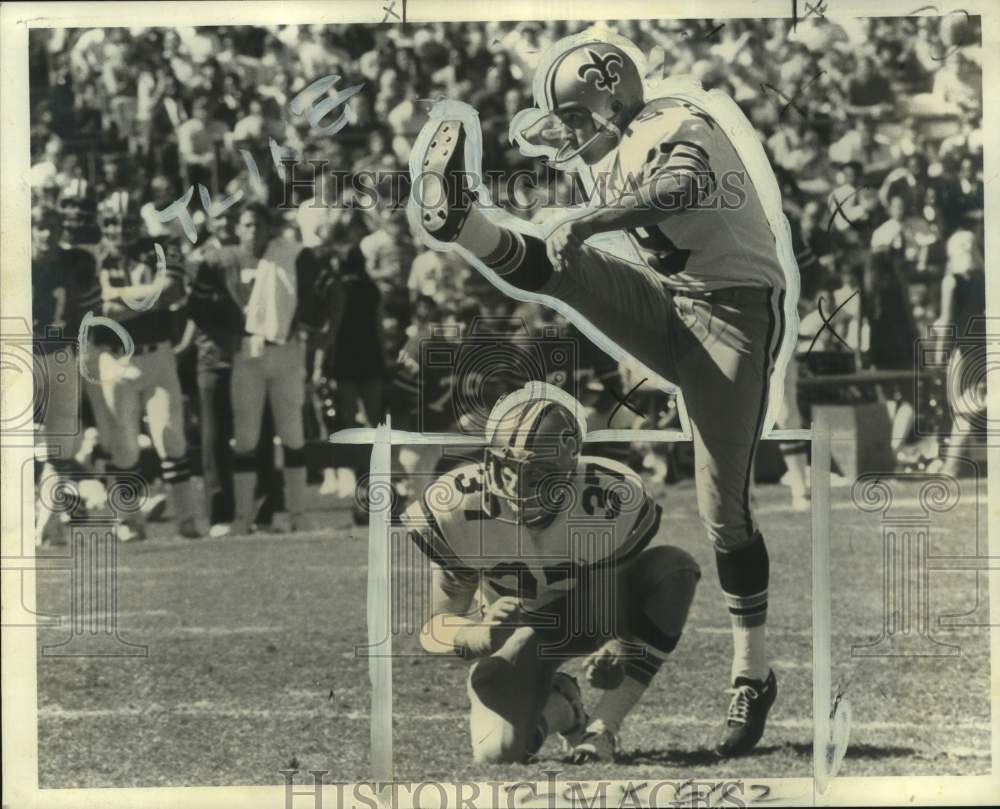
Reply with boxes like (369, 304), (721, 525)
(35, 469), (990, 788)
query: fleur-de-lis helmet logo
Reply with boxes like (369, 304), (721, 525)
(577, 49), (624, 92)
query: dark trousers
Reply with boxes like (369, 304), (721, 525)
(198, 366), (284, 525)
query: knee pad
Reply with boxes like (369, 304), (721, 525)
(630, 548), (700, 655)
(631, 545), (702, 594)
(283, 445), (307, 469)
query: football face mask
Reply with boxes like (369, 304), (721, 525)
(483, 387), (586, 527)
(514, 40), (646, 167)
(485, 448), (569, 527)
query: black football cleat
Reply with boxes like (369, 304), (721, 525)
(715, 669), (777, 758)
(414, 120), (474, 242)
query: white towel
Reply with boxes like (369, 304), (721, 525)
(244, 238), (300, 344)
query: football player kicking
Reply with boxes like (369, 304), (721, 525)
(401, 383), (701, 764)
(408, 33), (798, 756)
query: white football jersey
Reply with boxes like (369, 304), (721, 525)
(402, 456), (661, 611)
(591, 96), (786, 293)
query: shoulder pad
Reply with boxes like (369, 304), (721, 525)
(575, 456), (648, 523)
(401, 463), (488, 572)
(423, 462), (489, 524)
(578, 455), (644, 490)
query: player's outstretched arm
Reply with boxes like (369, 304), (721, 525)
(546, 168), (702, 269)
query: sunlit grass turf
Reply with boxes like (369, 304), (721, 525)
(35, 476), (989, 787)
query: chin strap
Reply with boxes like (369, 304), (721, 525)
(549, 112), (622, 167)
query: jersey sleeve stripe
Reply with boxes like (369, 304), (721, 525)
(661, 158), (712, 178)
(668, 140), (711, 162)
(606, 498), (661, 568)
(664, 152), (711, 175)
(409, 491), (468, 571)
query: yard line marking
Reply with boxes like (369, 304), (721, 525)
(771, 658), (813, 670)
(38, 565), (374, 575)
(693, 626), (812, 637)
(32, 609), (175, 619)
(38, 624), (285, 636)
(754, 496), (982, 519)
(35, 622), (985, 644)
(37, 704), (991, 735)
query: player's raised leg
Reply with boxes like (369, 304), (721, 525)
(411, 115), (678, 382)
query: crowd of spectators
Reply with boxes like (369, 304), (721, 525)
(28, 16), (985, 502)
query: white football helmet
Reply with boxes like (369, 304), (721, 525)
(483, 382), (587, 527)
(517, 40), (645, 166)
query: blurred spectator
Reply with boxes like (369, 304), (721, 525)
(94, 154), (130, 201)
(407, 247), (468, 304)
(141, 175), (187, 240)
(177, 96), (230, 189)
(878, 152), (932, 211)
(799, 264), (864, 357)
(826, 161), (880, 238)
(26, 17), (985, 488)
(828, 118), (895, 179)
(844, 54), (895, 117)
(870, 194), (913, 254)
(218, 73), (248, 129)
(865, 204), (920, 369)
(931, 51), (981, 114)
(360, 207), (417, 318)
(30, 135), (63, 186)
(938, 107), (983, 164)
(940, 154), (983, 231)
(935, 229), (985, 477)
(319, 215), (387, 498)
(231, 96), (267, 146)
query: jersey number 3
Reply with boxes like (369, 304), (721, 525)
(489, 561), (581, 601)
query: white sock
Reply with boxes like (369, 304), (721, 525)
(731, 622), (768, 683)
(784, 451), (809, 498)
(591, 672), (651, 735)
(455, 207), (502, 258)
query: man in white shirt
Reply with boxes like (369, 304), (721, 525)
(30, 136), (63, 188)
(177, 97), (230, 189)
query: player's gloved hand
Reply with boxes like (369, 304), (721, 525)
(546, 217), (594, 270)
(583, 638), (632, 690)
(453, 597), (523, 658)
